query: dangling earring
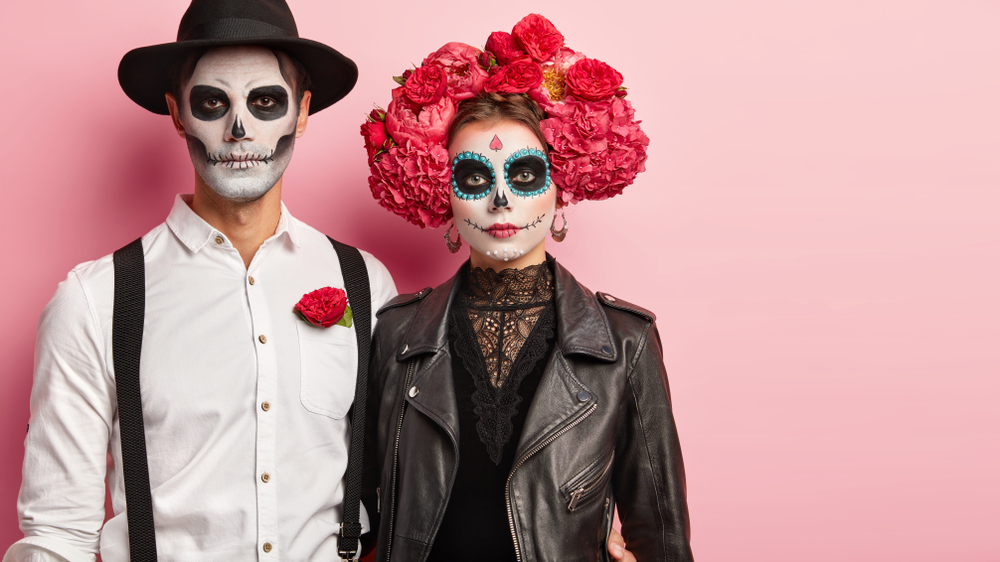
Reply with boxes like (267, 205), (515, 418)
(550, 212), (568, 242)
(444, 221), (463, 253)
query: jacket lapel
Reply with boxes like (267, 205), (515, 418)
(397, 270), (462, 444)
(514, 260), (618, 460)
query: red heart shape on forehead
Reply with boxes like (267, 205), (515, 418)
(489, 134), (503, 151)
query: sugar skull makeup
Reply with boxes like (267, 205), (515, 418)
(449, 120), (556, 265)
(180, 46), (299, 201)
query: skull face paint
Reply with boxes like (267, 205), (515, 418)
(449, 120), (556, 265)
(180, 47), (299, 202)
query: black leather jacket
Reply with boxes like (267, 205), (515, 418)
(362, 259), (693, 562)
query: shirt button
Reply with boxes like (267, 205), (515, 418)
(261, 472), (271, 483)
(577, 390), (592, 402)
(248, 276), (255, 285)
(215, 236), (224, 245)
(262, 542), (273, 553)
(259, 335), (267, 344)
(408, 386), (419, 398)
(261, 401), (270, 411)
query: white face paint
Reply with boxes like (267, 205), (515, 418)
(449, 120), (556, 265)
(181, 46), (299, 201)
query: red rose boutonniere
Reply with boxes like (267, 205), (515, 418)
(294, 287), (353, 328)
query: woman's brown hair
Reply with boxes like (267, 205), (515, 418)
(447, 93), (548, 154)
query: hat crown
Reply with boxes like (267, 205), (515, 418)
(177, 0), (299, 42)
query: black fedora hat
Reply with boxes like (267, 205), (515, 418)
(118, 0), (357, 115)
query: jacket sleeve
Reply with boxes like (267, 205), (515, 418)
(5, 271), (113, 562)
(613, 321), (693, 561)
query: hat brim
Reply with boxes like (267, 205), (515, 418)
(118, 37), (358, 115)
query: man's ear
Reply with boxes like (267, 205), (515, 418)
(295, 90), (312, 138)
(165, 93), (186, 138)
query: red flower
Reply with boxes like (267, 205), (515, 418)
(385, 87), (456, 148)
(485, 31), (529, 65)
(369, 141), (453, 229)
(541, 96), (649, 204)
(360, 108), (391, 166)
(404, 64), (449, 105)
(565, 58), (624, 102)
(512, 14), (565, 63)
(295, 287), (350, 328)
(484, 60), (543, 94)
(422, 42), (489, 101)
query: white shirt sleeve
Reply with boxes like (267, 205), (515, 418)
(362, 251), (399, 325)
(6, 269), (113, 562)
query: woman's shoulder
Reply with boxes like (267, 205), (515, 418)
(594, 291), (656, 324)
(376, 287), (433, 318)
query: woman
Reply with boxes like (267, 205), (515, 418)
(360, 15), (692, 562)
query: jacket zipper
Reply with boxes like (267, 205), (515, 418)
(505, 402), (598, 562)
(384, 359), (415, 561)
(567, 453), (615, 512)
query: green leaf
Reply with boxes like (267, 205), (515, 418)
(336, 306), (353, 328)
(393, 75), (407, 86)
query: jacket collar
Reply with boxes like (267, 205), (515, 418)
(397, 255), (617, 363)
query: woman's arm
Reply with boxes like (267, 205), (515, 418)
(613, 322), (694, 561)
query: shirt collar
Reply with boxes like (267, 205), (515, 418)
(166, 194), (302, 253)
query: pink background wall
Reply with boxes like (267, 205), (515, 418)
(1, 0), (997, 560)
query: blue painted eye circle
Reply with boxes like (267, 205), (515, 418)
(451, 152), (495, 200)
(503, 148), (551, 197)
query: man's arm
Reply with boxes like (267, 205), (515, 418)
(5, 269), (116, 562)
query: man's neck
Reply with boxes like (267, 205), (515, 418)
(190, 176), (284, 269)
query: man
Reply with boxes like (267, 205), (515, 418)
(5, 1), (396, 560)
(6, 1), (638, 560)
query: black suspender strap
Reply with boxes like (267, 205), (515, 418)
(329, 237), (372, 561)
(112, 237), (158, 562)
(110, 236), (370, 561)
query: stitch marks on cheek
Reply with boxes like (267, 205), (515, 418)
(463, 214), (547, 237)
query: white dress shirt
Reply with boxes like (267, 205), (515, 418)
(5, 195), (397, 562)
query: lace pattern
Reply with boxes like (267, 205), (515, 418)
(452, 262), (556, 464)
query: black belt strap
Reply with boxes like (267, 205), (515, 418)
(112, 238), (158, 561)
(329, 237), (372, 560)
(111, 236), (371, 561)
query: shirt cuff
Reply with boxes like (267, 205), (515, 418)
(3, 538), (95, 562)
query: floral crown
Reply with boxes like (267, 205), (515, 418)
(361, 13), (649, 229)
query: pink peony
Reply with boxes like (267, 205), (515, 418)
(531, 47), (586, 105)
(368, 141), (453, 228)
(565, 58), (624, 102)
(385, 87), (456, 148)
(422, 42), (489, 101)
(295, 287), (349, 328)
(541, 96), (649, 204)
(484, 60), (543, 94)
(404, 64), (449, 105)
(512, 14), (565, 63)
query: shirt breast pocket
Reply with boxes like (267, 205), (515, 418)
(297, 322), (357, 419)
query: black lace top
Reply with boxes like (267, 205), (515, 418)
(426, 262), (557, 562)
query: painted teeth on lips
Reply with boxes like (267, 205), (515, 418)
(484, 223), (520, 238)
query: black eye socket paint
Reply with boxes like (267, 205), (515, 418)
(452, 159), (496, 198)
(506, 155), (548, 194)
(190, 85), (230, 121)
(247, 85), (290, 121)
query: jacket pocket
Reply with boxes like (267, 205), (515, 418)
(297, 321), (356, 419)
(561, 451), (615, 512)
